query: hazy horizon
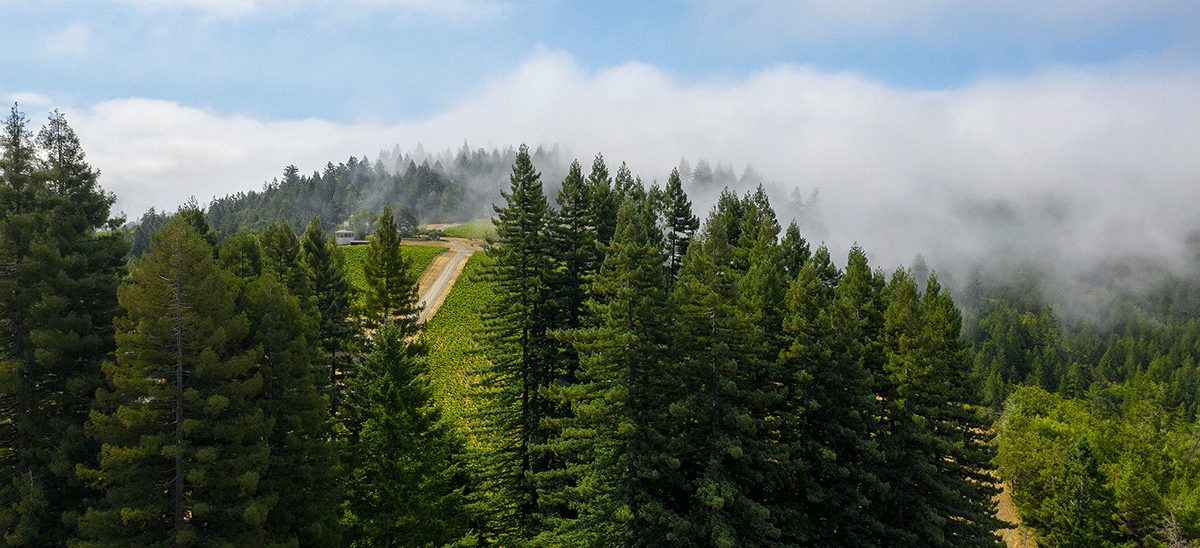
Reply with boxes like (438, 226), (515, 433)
(5, 0), (1198, 312)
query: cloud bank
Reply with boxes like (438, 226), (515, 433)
(20, 46), (1199, 294)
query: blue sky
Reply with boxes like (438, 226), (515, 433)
(4, 0), (1200, 272)
(6, 1), (1193, 122)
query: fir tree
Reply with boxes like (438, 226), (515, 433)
(300, 215), (356, 412)
(471, 144), (556, 544)
(1026, 436), (1119, 548)
(661, 168), (699, 284)
(77, 217), (270, 548)
(340, 323), (474, 548)
(217, 231), (263, 284)
(240, 271), (338, 548)
(0, 106), (127, 546)
(777, 246), (887, 546)
(261, 220), (309, 304)
(587, 153), (618, 246)
(874, 269), (1005, 547)
(533, 196), (676, 548)
(548, 159), (598, 362)
(667, 208), (783, 548)
(360, 204), (419, 332)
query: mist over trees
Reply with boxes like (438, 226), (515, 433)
(147, 140), (811, 264)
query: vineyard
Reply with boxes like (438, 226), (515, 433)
(418, 253), (492, 435)
(342, 243), (445, 297)
(443, 219), (495, 240)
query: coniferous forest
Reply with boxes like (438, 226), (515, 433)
(4, 103), (1200, 548)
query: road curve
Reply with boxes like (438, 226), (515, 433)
(416, 238), (477, 324)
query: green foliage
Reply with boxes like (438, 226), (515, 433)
(342, 243), (443, 297)
(78, 217), (270, 547)
(21, 132), (1188, 548)
(360, 204), (420, 330)
(301, 215), (357, 415)
(339, 323), (475, 548)
(0, 105), (127, 546)
(239, 269), (338, 547)
(996, 385), (1200, 547)
(443, 219), (496, 240)
(421, 254), (492, 431)
(469, 143), (556, 544)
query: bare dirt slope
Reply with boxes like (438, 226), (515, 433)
(997, 482), (1036, 548)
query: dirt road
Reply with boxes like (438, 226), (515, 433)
(414, 238), (478, 324)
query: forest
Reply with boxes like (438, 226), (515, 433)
(3, 102), (1200, 548)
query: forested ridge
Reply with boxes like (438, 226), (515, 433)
(4, 103), (1200, 547)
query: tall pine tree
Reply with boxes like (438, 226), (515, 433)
(0, 106), (127, 546)
(340, 323), (474, 548)
(666, 207), (783, 548)
(239, 269), (338, 548)
(661, 168), (699, 285)
(300, 215), (356, 414)
(77, 217), (271, 548)
(360, 204), (419, 332)
(471, 144), (557, 544)
(873, 268), (1004, 547)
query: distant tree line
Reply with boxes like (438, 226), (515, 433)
(964, 263), (1200, 546)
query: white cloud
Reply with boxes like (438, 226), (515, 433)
(62, 47), (1200, 283)
(40, 23), (94, 60)
(4, 91), (55, 110)
(69, 99), (398, 217)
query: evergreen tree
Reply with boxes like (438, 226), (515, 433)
(526, 159), (602, 532)
(0, 104), (45, 544)
(587, 154), (618, 246)
(78, 217), (271, 548)
(874, 270), (1005, 547)
(777, 222), (811, 281)
(0, 106), (127, 546)
(547, 159), (598, 362)
(533, 196), (676, 548)
(261, 220), (309, 303)
(340, 323), (473, 548)
(777, 245), (887, 546)
(300, 215), (356, 412)
(471, 144), (556, 544)
(177, 198), (217, 252)
(217, 231), (263, 283)
(360, 204), (420, 332)
(1026, 436), (1119, 548)
(613, 162), (639, 203)
(661, 168), (699, 284)
(666, 208), (783, 548)
(240, 271), (337, 548)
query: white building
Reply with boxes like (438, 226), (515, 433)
(335, 229), (357, 246)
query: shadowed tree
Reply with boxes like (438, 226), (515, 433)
(0, 106), (127, 546)
(77, 217), (271, 548)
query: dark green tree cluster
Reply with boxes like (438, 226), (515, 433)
(199, 145), (548, 244)
(2, 103), (473, 547)
(1, 105), (128, 546)
(471, 145), (1005, 547)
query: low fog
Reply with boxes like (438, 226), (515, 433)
(45, 47), (1200, 319)
(356, 133), (1199, 323)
